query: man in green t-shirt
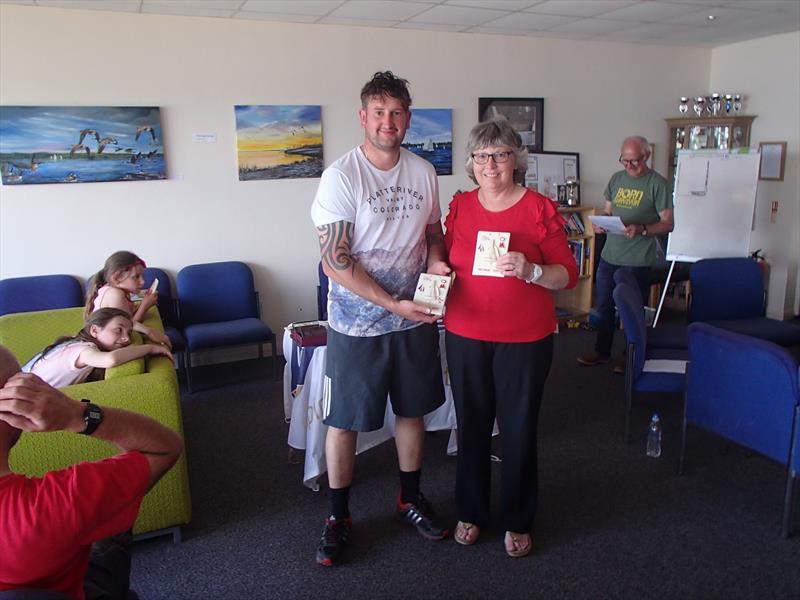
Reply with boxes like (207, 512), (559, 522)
(578, 136), (674, 370)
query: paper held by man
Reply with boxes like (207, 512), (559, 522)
(588, 215), (627, 235)
(413, 272), (456, 316)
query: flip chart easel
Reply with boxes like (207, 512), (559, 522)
(653, 149), (760, 325)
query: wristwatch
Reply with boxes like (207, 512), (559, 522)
(79, 399), (103, 436)
(525, 263), (543, 284)
(641, 225), (648, 237)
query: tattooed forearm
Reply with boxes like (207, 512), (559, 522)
(426, 229), (445, 249)
(317, 221), (356, 276)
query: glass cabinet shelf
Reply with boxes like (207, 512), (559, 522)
(665, 115), (755, 187)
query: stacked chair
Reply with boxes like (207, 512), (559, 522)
(688, 257), (800, 348)
(612, 279), (688, 443)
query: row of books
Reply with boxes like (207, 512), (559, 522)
(563, 213), (586, 236)
(568, 239), (591, 277)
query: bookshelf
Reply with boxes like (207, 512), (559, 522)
(553, 206), (595, 321)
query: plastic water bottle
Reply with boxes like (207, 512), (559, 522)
(646, 414), (662, 458)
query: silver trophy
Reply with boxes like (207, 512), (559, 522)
(710, 93), (721, 116)
(693, 97), (705, 117)
(724, 94), (733, 114)
(679, 97), (689, 115)
(733, 94), (742, 113)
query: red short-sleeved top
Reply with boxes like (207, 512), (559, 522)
(443, 188), (578, 343)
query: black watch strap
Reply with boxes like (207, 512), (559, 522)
(79, 399), (103, 436)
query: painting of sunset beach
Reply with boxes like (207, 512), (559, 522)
(0, 106), (166, 185)
(234, 105), (323, 181)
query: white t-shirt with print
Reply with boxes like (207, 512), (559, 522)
(311, 146), (441, 337)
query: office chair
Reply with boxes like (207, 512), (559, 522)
(613, 282), (688, 443)
(0, 274), (83, 316)
(176, 261), (277, 392)
(689, 257), (800, 347)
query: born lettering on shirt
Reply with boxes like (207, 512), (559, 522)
(614, 187), (644, 209)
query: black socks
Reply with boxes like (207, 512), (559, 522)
(399, 469), (421, 504)
(330, 486), (351, 520)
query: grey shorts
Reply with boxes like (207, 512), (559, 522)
(322, 324), (445, 432)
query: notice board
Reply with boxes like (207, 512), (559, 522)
(666, 150), (760, 262)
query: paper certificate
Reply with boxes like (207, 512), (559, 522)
(472, 231), (510, 277)
(588, 215), (627, 235)
(413, 273), (455, 316)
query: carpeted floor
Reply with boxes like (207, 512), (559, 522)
(130, 322), (800, 599)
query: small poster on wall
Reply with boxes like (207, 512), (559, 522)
(234, 105), (323, 181)
(0, 106), (166, 185)
(401, 108), (453, 176)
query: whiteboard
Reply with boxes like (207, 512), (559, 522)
(666, 150), (760, 262)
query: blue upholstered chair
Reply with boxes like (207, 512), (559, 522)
(613, 268), (687, 350)
(317, 261), (329, 321)
(0, 274), (83, 316)
(143, 267), (187, 373)
(613, 282), (688, 443)
(680, 322), (799, 537)
(689, 257), (800, 347)
(176, 261), (277, 392)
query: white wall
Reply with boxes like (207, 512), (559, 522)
(711, 31), (800, 319)
(0, 4), (714, 340)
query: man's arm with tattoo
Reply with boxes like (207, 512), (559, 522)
(317, 220), (439, 323)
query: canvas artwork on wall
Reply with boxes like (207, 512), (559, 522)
(235, 105), (323, 181)
(0, 106), (166, 185)
(402, 108), (452, 176)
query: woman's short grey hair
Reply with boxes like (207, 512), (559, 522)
(464, 118), (528, 184)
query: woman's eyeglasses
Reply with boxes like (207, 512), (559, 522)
(472, 151), (512, 165)
(619, 155), (646, 167)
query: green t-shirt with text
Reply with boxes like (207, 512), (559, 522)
(601, 169), (671, 267)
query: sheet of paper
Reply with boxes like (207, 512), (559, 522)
(676, 157), (710, 196)
(588, 215), (627, 235)
(642, 359), (687, 374)
(413, 273), (454, 316)
(472, 231), (510, 277)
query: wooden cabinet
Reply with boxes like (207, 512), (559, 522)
(553, 206), (595, 321)
(665, 115), (756, 185)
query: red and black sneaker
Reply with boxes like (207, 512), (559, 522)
(396, 493), (449, 540)
(316, 515), (352, 566)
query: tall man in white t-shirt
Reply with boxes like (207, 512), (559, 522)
(310, 71), (451, 566)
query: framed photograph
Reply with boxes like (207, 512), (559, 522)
(758, 141), (786, 181)
(478, 97), (544, 152)
(524, 151), (579, 204)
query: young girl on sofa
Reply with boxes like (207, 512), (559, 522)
(22, 308), (173, 387)
(85, 250), (171, 348)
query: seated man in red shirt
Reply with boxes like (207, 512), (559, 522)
(0, 345), (183, 599)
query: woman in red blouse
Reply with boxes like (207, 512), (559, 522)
(444, 119), (578, 557)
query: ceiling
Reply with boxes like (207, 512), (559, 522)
(2, 0), (799, 47)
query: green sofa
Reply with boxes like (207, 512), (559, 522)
(0, 306), (191, 541)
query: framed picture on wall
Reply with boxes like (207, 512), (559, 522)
(524, 150), (580, 204)
(758, 141), (786, 180)
(478, 97), (544, 152)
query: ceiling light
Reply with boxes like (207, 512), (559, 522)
(707, 15), (716, 21)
